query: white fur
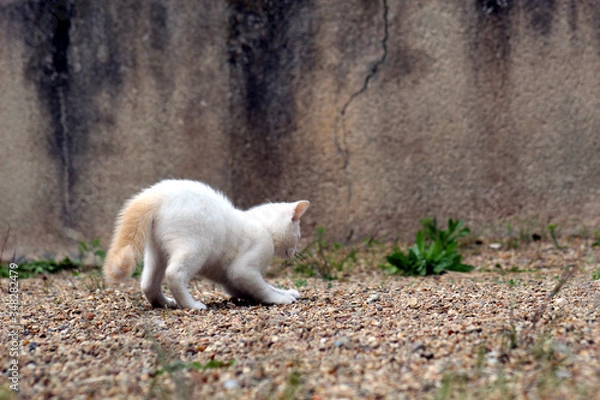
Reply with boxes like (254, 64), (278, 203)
(104, 179), (310, 310)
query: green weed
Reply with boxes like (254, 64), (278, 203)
(547, 224), (563, 249)
(503, 221), (540, 249)
(292, 226), (357, 280)
(1, 257), (79, 278)
(279, 369), (302, 400)
(81, 269), (106, 292)
(495, 277), (526, 287)
(1, 239), (106, 279)
(382, 218), (474, 276)
(294, 278), (308, 288)
(592, 230), (600, 247)
(0, 385), (14, 400)
(132, 262), (144, 278)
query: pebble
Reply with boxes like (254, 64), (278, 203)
(407, 297), (418, 307)
(223, 379), (240, 390)
(366, 294), (379, 303)
(554, 297), (567, 306)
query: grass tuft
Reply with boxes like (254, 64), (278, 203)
(292, 226), (357, 280)
(1, 239), (106, 279)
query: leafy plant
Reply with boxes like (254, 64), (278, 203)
(0, 257), (79, 278)
(293, 226), (357, 280)
(421, 217), (469, 248)
(592, 268), (600, 281)
(383, 218), (474, 276)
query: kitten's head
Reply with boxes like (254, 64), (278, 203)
(249, 200), (310, 259)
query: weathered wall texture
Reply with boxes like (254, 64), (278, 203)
(1, 0), (600, 258)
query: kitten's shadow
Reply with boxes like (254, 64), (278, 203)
(206, 298), (259, 310)
(142, 297), (309, 312)
(204, 297), (310, 311)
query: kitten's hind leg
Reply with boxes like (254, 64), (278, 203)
(164, 251), (208, 310)
(141, 240), (177, 309)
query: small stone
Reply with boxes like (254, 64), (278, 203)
(555, 370), (571, 379)
(407, 298), (418, 307)
(411, 342), (425, 353)
(465, 325), (482, 334)
(223, 379), (240, 390)
(554, 298), (567, 306)
(366, 294), (379, 303)
(489, 243), (502, 250)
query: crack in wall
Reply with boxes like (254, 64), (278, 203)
(341, 0), (389, 118)
(336, 0), (389, 170)
(333, 0), (389, 241)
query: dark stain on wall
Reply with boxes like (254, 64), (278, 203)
(471, 0), (512, 119)
(594, 4), (600, 55)
(227, 0), (316, 206)
(14, 0), (125, 225)
(523, 0), (556, 36)
(469, 0), (522, 216)
(149, 2), (168, 51)
(477, 0), (511, 16)
(18, 0), (79, 224)
(148, 2), (173, 96)
(567, 0), (578, 33)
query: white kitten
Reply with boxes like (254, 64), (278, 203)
(103, 179), (310, 310)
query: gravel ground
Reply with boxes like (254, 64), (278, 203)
(1, 238), (599, 399)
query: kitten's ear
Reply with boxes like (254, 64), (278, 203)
(292, 200), (310, 222)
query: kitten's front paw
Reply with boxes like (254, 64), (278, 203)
(267, 294), (295, 305)
(286, 289), (301, 299)
(189, 301), (208, 311)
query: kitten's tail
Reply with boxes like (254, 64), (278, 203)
(103, 191), (162, 284)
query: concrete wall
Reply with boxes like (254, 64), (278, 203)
(1, 0), (600, 258)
